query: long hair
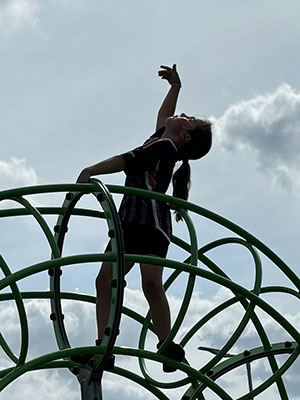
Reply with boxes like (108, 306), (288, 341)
(172, 119), (212, 221)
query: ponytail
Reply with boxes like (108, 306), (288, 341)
(171, 118), (212, 222)
(172, 159), (191, 222)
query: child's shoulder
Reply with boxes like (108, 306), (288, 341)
(144, 127), (166, 144)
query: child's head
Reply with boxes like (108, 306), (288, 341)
(177, 117), (212, 161)
(166, 114), (212, 161)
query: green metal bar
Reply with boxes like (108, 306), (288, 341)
(187, 342), (298, 400)
(181, 296), (241, 347)
(180, 291), (287, 399)
(49, 191), (85, 351)
(0, 254), (114, 291)
(124, 256), (300, 344)
(199, 245), (288, 397)
(1, 183), (298, 290)
(0, 256), (28, 366)
(108, 185), (300, 290)
(172, 234), (288, 398)
(0, 361), (167, 400)
(0, 332), (18, 365)
(237, 345), (300, 400)
(4, 196), (70, 357)
(45, 180), (124, 379)
(136, 254), (291, 400)
(0, 183), (95, 200)
(0, 291), (86, 302)
(0, 346), (102, 391)
(0, 346), (234, 400)
(89, 179), (125, 375)
(1, 254), (300, 344)
(260, 286), (300, 298)
(212, 341), (296, 376)
(0, 290), (158, 347)
(199, 298), (257, 375)
(12, 196), (61, 259)
(196, 239), (263, 373)
(0, 207), (104, 219)
(0, 268), (284, 396)
(0, 290), (156, 331)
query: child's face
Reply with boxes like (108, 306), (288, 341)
(167, 113), (200, 131)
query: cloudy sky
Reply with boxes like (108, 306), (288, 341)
(0, 0), (300, 399)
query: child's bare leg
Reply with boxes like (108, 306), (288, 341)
(95, 260), (134, 340)
(140, 263), (171, 341)
(95, 261), (112, 340)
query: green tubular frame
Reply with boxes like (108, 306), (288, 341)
(175, 236), (289, 399)
(0, 256), (28, 366)
(0, 182), (299, 399)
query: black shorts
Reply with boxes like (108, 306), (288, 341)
(105, 225), (169, 258)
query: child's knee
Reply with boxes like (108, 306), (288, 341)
(142, 277), (163, 296)
(95, 262), (112, 293)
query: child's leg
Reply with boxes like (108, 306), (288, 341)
(95, 260), (134, 340)
(139, 262), (171, 341)
(140, 262), (185, 373)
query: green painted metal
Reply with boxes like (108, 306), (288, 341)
(0, 256), (28, 366)
(0, 182), (299, 399)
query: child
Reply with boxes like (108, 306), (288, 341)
(77, 64), (212, 372)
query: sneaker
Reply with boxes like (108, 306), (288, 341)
(157, 341), (185, 373)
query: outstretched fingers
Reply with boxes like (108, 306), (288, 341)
(158, 64), (181, 86)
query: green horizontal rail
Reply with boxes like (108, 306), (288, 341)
(1, 253), (299, 344)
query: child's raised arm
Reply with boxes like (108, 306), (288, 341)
(156, 64), (182, 131)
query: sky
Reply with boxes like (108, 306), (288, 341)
(0, 0), (300, 399)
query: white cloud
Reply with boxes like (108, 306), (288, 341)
(213, 84), (300, 194)
(0, 0), (40, 35)
(0, 157), (38, 191)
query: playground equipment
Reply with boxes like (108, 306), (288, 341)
(0, 179), (299, 399)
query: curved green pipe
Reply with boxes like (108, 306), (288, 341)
(192, 239), (264, 372)
(0, 345), (234, 400)
(172, 234), (288, 397)
(237, 345), (300, 400)
(90, 179), (125, 373)
(181, 296), (241, 347)
(108, 184), (300, 290)
(0, 245), (298, 398)
(1, 254), (299, 344)
(0, 256), (28, 366)
(0, 207), (104, 219)
(186, 343), (299, 400)
(260, 286), (300, 298)
(46, 181), (125, 375)
(13, 196), (61, 259)
(1, 183), (298, 290)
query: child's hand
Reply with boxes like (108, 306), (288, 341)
(76, 168), (91, 183)
(158, 64), (181, 87)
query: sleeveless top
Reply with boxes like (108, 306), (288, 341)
(119, 127), (178, 242)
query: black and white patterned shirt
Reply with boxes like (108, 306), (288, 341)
(119, 127), (178, 242)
